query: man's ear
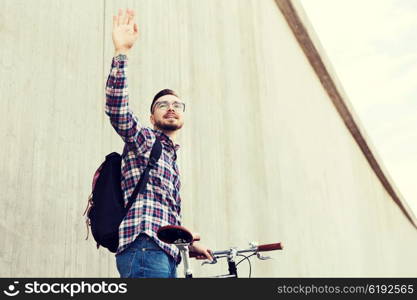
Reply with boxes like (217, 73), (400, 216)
(150, 114), (155, 126)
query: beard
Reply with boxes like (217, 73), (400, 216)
(154, 119), (183, 131)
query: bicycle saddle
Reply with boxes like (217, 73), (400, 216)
(157, 225), (199, 244)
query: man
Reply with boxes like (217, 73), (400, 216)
(105, 8), (212, 278)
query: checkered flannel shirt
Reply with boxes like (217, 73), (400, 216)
(105, 54), (182, 263)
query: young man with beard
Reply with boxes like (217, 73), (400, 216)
(105, 8), (212, 278)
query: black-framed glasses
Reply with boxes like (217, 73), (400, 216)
(154, 100), (185, 112)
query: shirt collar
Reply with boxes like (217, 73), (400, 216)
(153, 129), (181, 151)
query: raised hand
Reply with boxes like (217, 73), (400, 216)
(112, 8), (139, 55)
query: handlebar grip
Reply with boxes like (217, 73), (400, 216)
(257, 242), (283, 252)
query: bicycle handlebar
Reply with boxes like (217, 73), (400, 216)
(189, 242), (283, 259)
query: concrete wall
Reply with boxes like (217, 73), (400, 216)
(0, 0), (416, 277)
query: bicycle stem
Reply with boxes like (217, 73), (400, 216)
(175, 243), (193, 278)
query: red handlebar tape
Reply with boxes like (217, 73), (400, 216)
(257, 242), (283, 251)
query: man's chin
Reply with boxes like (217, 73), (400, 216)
(155, 121), (183, 131)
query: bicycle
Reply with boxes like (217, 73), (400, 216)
(157, 225), (283, 278)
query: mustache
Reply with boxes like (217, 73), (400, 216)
(163, 112), (179, 119)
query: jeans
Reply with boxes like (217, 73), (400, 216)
(115, 233), (177, 278)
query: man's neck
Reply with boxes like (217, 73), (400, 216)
(163, 130), (176, 143)
(155, 128), (177, 144)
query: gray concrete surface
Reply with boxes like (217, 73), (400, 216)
(0, 0), (416, 277)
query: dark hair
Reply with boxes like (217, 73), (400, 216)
(150, 89), (179, 113)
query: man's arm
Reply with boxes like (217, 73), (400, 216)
(188, 232), (214, 261)
(105, 9), (140, 144)
(189, 242), (214, 261)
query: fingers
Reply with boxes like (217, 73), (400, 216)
(114, 9), (136, 28)
(203, 249), (213, 261)
(122, 8), (130, 25)
(192, 251), (213, 261)
(133, 23), (139, 38)
(127, 9), (135, 25)
(117, 8), (122, 26)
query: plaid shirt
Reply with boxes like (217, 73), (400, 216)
(105, 54), (182, 263)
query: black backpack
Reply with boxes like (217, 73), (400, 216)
(83, 138), (162, 253)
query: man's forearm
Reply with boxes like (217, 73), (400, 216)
(105, 54), (140, 143)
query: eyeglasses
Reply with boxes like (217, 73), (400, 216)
(153, 100), (186, 112)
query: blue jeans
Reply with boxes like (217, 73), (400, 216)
(115, 233), (177, 278)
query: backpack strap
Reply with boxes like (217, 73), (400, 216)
(124, 137), (162, 213)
